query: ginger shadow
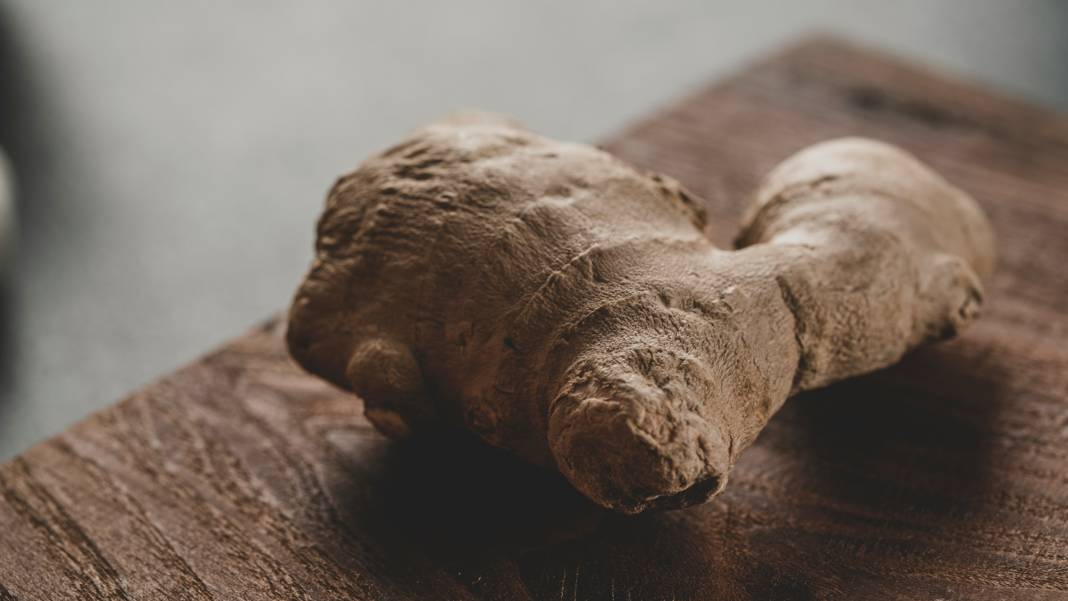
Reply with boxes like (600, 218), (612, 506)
(771, 342), (1003, 514)
(351, 426), (812, 600)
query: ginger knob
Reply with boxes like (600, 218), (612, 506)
(287, 116), (994, 513)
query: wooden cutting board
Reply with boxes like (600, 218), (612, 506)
(2, 37), (1067, 601)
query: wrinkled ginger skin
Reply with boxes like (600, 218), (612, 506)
(287, 115), (995, 513)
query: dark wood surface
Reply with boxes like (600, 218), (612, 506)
(2, 37), (1067, 600)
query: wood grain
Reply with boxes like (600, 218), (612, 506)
(2, 37), (1067, 600)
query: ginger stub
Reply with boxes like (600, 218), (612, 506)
(287, 115), (995, 513)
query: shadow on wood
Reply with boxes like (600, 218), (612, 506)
(367, 430), (606, 551)
(793, 346), (1002, 506)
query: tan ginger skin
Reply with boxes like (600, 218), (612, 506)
(287, 114), (995, 513)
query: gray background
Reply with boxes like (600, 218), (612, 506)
(1, 1), (1066, 460)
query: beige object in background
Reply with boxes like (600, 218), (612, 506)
(287, 115), (995, 513)
(0, 150), (13, 282)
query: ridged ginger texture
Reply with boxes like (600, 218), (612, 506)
(287, 115), (995, 513)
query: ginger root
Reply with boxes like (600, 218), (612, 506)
(287, 115), (995, 513)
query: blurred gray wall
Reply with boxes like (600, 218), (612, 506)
(0, 0), (1065, 459)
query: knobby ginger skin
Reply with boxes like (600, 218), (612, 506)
(287, 115), (995, 513)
